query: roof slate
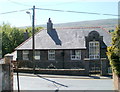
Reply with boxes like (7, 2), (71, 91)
(16, 27), (112, 50)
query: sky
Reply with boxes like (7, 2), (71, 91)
(0, 0), (119, 27)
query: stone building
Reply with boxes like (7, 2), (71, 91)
(15, 18), (114, 75)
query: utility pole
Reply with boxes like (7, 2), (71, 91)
(16, 59), (20, 92)
(32, 5), (35, 74)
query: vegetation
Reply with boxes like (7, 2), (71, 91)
(0, 23), (43, 57)
(107, 26), (120, 76)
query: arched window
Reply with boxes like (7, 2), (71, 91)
(89, 41), (100, 59)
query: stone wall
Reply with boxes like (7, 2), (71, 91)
(84, 58), (109, 76)
(0, 54), (13, 92)
(113, 72), (120, 92)
(17, 49), (87, 69)
(0, 65), (2, 92)
(17, 49), (109, 76)
(15, 68), (86, 76)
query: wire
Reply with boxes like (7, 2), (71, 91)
(0, 7), (118, 17)
(0, 9), (31, 15)
(38, 1), (76, 7)
(36, 8), (119, 17)
(7, 0), (79, 7)
(2, 0), (119, 16)
(7, 0), (31, 7)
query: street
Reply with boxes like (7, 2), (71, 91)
(13, 73), (114, 91)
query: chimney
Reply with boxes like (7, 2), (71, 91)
(24, 30), (29, 41)
(47, 18), (53, 31)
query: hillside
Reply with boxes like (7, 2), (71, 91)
(55, 19), (117, 27)
(39, 18), (117, 30)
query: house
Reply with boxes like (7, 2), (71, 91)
(15, 18), (115, 75)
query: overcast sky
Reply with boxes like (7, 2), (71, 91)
(0, 0), (119, 27)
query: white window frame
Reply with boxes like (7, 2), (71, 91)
(48, 50), (55, 60)
(23, 51), (29, 60)
(89, 41), (100, 59)
(35, 51), (40, 60)
(71, 50), (81, 60)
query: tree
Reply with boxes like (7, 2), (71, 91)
(2, 24), (13, 56)
(107, 26), (120, 76)
(1, 23), (43, 57)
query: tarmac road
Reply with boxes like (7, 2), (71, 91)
(13, 73), (114, 91)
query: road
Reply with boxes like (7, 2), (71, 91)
(13, 73), (114, 91)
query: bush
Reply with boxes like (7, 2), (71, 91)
(107, 26), (120, 76)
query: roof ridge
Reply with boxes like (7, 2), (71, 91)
(55, 26), (101, 29)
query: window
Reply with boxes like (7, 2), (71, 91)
(89, 41), (100, 59)
(71, 50), (81, 60)
(23, 51), (29, 60)
(35, 51), (40, 60)
(48, 50), (55, 60)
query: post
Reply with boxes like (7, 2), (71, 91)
(16, 59), (20, 92)
(32, 5), (35, 73)
(3, 54), (13, 91)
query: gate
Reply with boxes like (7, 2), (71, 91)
(89, 60), (101, 75)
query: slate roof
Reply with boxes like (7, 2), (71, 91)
(15, 27), (112, 50)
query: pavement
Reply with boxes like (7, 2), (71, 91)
(14, 73), (112, 79)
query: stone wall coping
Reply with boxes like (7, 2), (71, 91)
(0, 58), (5, 65)
(5, 54), (13, 57)
(84, 58), (107, 61)
(18, 68), (85, 71)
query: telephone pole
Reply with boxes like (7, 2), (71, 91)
(32, 5), (35, 73)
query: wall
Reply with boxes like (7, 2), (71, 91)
(0, 55), (13, 92)
(113, 72), (120, 91)
(84, 58), (109, 76)
(18, 49), (85, 69)
(0, 65), (2, 92)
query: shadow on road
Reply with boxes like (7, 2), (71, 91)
(89, 75), (112, 79)
(89, 76), (100, 79)
(35, 74), (68, 88)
